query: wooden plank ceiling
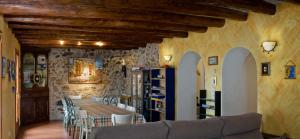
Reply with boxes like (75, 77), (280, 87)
(0, 0), (280, 49)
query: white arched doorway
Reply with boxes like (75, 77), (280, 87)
(177, 51), (205, 120)
(222, 47), (257, 116)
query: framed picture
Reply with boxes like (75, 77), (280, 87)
(7, 59), (11, 81)
(10, 61), (16, 81)
(68, 58), (102, 84)
(208, 56), (218, 65)
(285, 60), (296, 79)
(261, 62), (271, 76)
(2, 57), (6, 78)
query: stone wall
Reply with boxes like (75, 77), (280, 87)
(49, 44), (159, 120)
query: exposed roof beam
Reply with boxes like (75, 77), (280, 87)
(177, 0), (276, 15)
(21, 44), (140, 50)
(10, 24), (189, 38)
(14, 33), (163, 43)
(5, 16), (209, 33)
(0, 0), (247, 20)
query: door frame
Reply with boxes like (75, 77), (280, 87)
(0, 30), (3, 139)
(15, 49), (20, 135)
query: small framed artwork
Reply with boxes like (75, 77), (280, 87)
(10, 61), (16, 81)
(285, 60), (296, 79)
(2, 57), (6, 78)
(261, 62), (271, 76)
(208, 56), (218, 65)
(7, 59), (11, 81)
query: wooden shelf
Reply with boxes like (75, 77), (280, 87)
(151, 78), (165, 80)
(200, 98), (215, 102)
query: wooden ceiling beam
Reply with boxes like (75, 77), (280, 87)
(10, 24), (189, 38)
(0, 0), (247, 21)
(5, 16), (209, 33)
(281, 0), (300, 4)
(0, 4), (225, 27)
(21, 44), (140, 50)
(14, 33), (163, 43)
(177, 0), (276, 15)
(18, 39), (147, 46)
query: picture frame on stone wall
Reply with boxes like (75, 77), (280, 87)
(261, 62), (271, 76)
(68, 58), (102, 84)
(208, 56), (218, 65)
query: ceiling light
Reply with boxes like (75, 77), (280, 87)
(77, 41), (82, 46)
(262, 41), (277, 54)
(59, 40), (64, 45)
(95, 41), (104, 47)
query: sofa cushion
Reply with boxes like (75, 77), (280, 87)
(223, 129), (263, 139)
(221, 113), (263, 139)
(90, 121), (169, 139)
(166, 117), (224, 139)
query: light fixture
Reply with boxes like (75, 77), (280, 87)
(164, 55), (172, 63)
(77, 41), (82, 46)
(95, 41), (104, 47)
(59, 40), (64, 45)
(262, 41), (277, 54)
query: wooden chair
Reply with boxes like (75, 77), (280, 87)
(111, 114), (134, 126)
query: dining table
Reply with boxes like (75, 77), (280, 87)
(72, 99), (145, 127)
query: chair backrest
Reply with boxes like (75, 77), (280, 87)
(117, 103), (126, 109)
(111, 114), (133, 126)
(79, 110), (88, 119)
(69, 95), (82, 100)
(126, 106), (136, 112)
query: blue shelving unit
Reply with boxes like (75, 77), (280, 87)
(149, 67), (175, 121)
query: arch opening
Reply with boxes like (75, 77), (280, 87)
(177, 51), (205, 120)
(222, 47), (257, 116)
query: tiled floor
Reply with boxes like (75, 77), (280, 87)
(17, 121), (72, 139)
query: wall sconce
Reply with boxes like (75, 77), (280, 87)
(262, 41), (277, 54)
(164, 55), (172, 63)
(121, 59), (127, 78)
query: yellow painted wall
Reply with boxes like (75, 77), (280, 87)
(160, 2), (300, 138)
(0, 15), (21, 139)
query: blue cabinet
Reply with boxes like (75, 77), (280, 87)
(148, 67), (175, 121)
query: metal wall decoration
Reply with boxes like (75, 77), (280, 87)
(285, 60), (296, 79)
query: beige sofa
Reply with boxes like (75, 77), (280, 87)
(90, 113), (268, 139)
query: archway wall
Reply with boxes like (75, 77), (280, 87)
(222, 47), (257, 116)
(177, 51), (201, 120)
(159, 3), (300, 138)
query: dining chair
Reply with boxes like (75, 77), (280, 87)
(117, 103), (126, 109)
(111, 114), (134, 126)
(79, 110), (92, 139)
(69, 95), (82, 100)
(126, 106), (136, 112)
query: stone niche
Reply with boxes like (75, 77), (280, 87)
(49, 43), (159, 120)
